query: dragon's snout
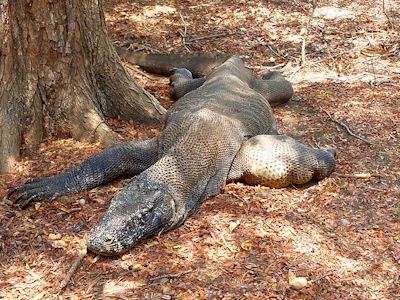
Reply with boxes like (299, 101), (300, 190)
(86, 180), (174, 256)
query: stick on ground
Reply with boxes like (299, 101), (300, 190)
(334, 172), (383, 179)
(149, 269), (192, 281)
(320, 107), (372, 144)
(60, 247), (88, 290)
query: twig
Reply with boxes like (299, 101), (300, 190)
(308, 49), (356, 67)
(263, 43), (299, 62)
(85, 277), (101, 294)
(229, 192), (250, 214)
(241, 270), (251, 283)
(251, 63), (285, 71)
(149, 269), (192, 281)
(179, 14), (190, 53)
(301, 0), (319, 65)
(84, 121), (106, 143)
(289, 65), (304, 80)
(382, 0), (394, 29)
(308, 272), (333, 284)
(320, 107), (372, 144)
(289, 49), (354, 80)
(220, 233), (237, 253)
(141, 18), (152, 33)
(367, 186), (386, 192)
(326, 47), (341, 73)
(265, 222), (280, 235)
(267, 43), (286, 60)
(125, 64), (153, 79)
(334, 172), (383, 179)
(292, 0), (309, 13)
(367, 55), (377, 98)
(60, 247), (87, 290)
(360, 44), (398, 57)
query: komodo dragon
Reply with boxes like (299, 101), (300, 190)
(9, 56), (335, 256)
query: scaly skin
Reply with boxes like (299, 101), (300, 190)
(9, 57), (335, 256)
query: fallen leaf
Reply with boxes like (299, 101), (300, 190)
(48, 233), (62, 240)
(255, 231), (268, 238)
(241, 241), (252, 251)
(229, 220), (241, 233)
(52, 240), (68, 249)
(161, 285), (173, 295)
(59, 206), (70, 213)
(147, 240), (159, 247)
(131, 264), (142, 271)
(265, 275), (277, 283)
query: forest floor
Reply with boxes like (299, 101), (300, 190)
(1, 0), (400, 299)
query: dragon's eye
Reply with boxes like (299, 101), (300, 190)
(140, 213), (152, 225)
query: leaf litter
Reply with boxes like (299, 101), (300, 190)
(1, 0), (400, 298)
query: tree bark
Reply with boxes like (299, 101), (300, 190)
(0, 0), (166, 173)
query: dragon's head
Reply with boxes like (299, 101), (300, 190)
(86, 179), (175, 256)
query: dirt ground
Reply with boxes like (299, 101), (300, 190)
(1, 0), (400, 299)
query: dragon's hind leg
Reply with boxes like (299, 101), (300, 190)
(250, 71), (294, 106)
(228, 135), (335, 188)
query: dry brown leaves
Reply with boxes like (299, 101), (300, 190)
(1, 0), (400, 299)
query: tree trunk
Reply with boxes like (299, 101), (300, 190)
(0, 0), (166, 173)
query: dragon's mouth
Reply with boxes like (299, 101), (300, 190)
(86, 212), (161, 256)
(86, 234), (128, 256)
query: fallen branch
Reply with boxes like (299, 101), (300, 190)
(60, 247), (87, 290)
(320, 107), (372, 144)
(334, 172), (383, 179)
(149, 269), (192, 281)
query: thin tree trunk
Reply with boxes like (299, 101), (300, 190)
(0, 0), (166, 173)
